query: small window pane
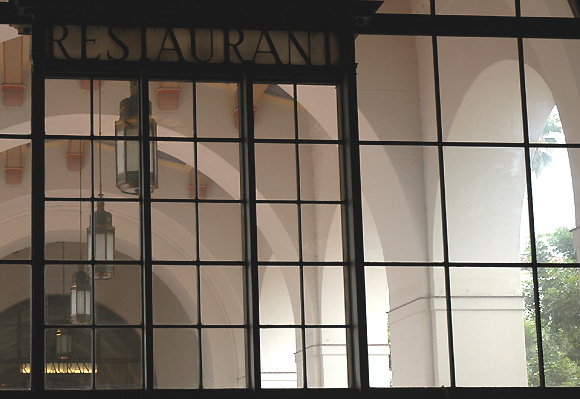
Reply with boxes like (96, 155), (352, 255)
(45, 328), (92, 390)
(254, 84), (295, 139)
(305, 328), (347, 388)
(198, 142), (240, 200)
(259, 266), (300, 325)
(199, 203), (242, 261)
(0, 265), (30, 390)
(521, 0), (574, 17)
(444, 147), (528, 263)
(436, 0), (515, 15)
(202, 328), (246, 388)
(95, 265), (141, 325)
(538, 267), (580, 387)
(299, 144), (341, 201)
(301, 204), (343, 262)
(152, 141), (195, 199)
(154, 328), (199, 388)
(1, 33), (30, 135)
(255, 143), (297, 200)
(196, 83), (240, 138)
(45, 79), (90, 136)
(260, 328), (302, 388)
(258, 204), (299, 262)
(451, 267), (533, 387)
(200, 266), (244, 325)
(45, 139), (91, 197)
(95, 328), (142, 389)
(153, 265), (197, 325)
(152, 202), (196, 261)
(297, 85), (338, 140)
(45, 264), (92, 326)
(438, 37), (522, 142)
(149, 81), (194, 137)
(304, 266), (345, 325)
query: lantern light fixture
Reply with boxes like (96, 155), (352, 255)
(70, 267), (91, 325)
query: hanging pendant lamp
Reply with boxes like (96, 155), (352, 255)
(115, 80), (158, 195)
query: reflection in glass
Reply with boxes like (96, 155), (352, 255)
(154, 329), (199, 388)
(198, 142), (240, 200)
(46, 264), (91, 326)
(45, 79), (90, 136)
(197, 83), (240, 138)
(299, 144), (341, 201)
(95, 265), (141, 326)
(301, 205), (343, 262)
(149, 81), (194, 137)
(254, 84), (295, 139)
(152, 141), (195, 199)
(451, 267), (534, 387)
(260, 328), (302, 388)
(45, 140), (91, 197)
(257, 204), (299, 262)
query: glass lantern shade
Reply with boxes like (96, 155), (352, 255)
(70, 268), (91, 325)
(87, 201), (115, 280)
(115, 83), (158, 195)
(55, 329), (72, 360)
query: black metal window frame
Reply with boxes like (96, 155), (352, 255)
(1, 0), (580, 397)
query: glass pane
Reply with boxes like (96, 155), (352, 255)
(299, 144), (341, 201)
(0, 32), (30, 135)
(530, 147), (577, 263)
(444, 147), (528, 263)
(436, 0), (516, 15)
(114, 139), (142, 196)
(297, 85), (338, 140)
(304, 266), (345, 325)
(0, 265), (30, 389)
(375, 0), (429, 14)
(94, 201), (140, 260)
(451, 267), (533, 387)
(365, 266), (449, 387)
(46, 79), (90, 136)
(259, 266), (300, 325)
(201, 328), (246, 388)
(149, 81), (194, 137)
(45, 264), (92, 325)
(438, 37), (522, 142)
(0, 140), (31, 257)
(152, 141), (195, 199)
(254, 84), (295, 139)
(356, 35), (436, 141)
(301, 204), (343, 262)
(200, 266), (244, 325)
(538, 267), (580, 387)
(45, 139), (91, 197)
(95, 265), (141, 325)
(198, 203), (242, 261)
(45, 328), (92, 390)
(153, 265), (197, 325)
(45, 201), (90, 261)
(154, 328), (199, 388)
(255, 143), (296, 200)
(305, 328), (347, 388)
(361, 145), (443, 262)
(152, 202), (196, 261)
(521, 0), (574, 17)
(95, 328), (142, 389)
(257, 204), (299, 262)
(196, 82), (240, 138)
(524, 39), (580, 144)
(198, 142), (240, 200)
(260, 328), (302, 388)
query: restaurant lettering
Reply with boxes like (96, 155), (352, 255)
(50, 25), (339, 66)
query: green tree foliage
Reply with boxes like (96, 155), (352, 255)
(523, 227), (580, 386)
